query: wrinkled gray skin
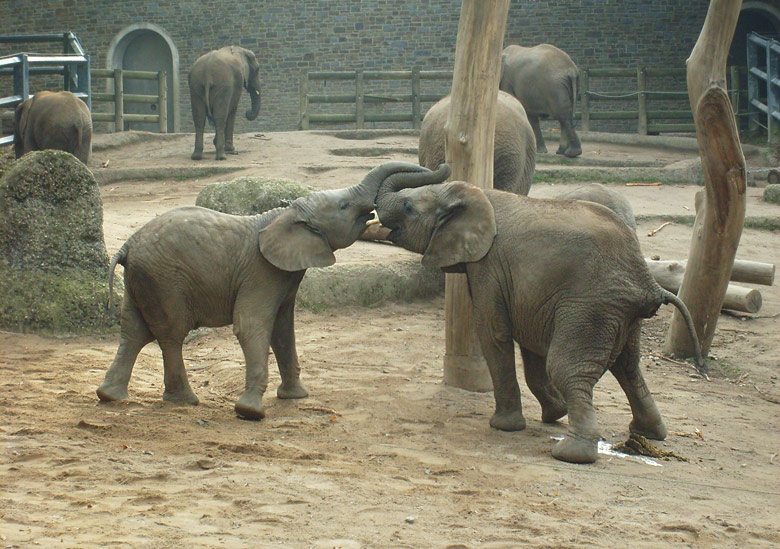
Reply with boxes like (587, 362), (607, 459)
(375, 167), (704, 464)
(189, 46), (261, 161)
(555, 183), (636, 230)
(419, 91), (536, 195)
(14, 90), (92, 164)
(500, 44), (581, 158)
(97, 162), (444, 421)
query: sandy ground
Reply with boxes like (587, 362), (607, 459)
(2, 131), (780, 548)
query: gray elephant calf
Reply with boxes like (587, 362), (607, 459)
(419, 91), (536, 195)
(375, 165), (704, 464)
(555, 183), (636, 230)
(97, 162), (444, 420)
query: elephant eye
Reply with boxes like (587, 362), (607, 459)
(402, 200), (414, 216)
(339, 199), (349, 210)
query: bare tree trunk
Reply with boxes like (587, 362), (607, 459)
(664, 0), (747, 357)
(443, 0), (510, 391)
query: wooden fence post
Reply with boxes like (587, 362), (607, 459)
(412, 67), (422, 129)
(113, 68), (123, 132)
(355, 70), (365, 129)
(299, 72), (309, 130)
(580, 68), (590, 132)
(158, 70), (167, 133)
(637, 67), (648, 135)
(443, 0), (510, 392)
(729, 65), (740, 114)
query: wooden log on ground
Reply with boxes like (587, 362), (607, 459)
(646, 260), (762, 313)
(646, 258), (775, 287)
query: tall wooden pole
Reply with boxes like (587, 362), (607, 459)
(664, 0), (746, 357)
(443, 0), (510, 391)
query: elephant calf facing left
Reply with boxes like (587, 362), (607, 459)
(97, 162), (450, 420)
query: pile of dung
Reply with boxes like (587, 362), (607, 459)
(614, 432), (689, 462)
(196, 175), (312, 215)
(0, 150), (118, 334)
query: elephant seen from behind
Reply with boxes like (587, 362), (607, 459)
(500, 44), (582, 158)
(374, 165), (704, 464)
(419, 91), (536, 195)
(97, 162), (449, 421)
(13, 90), (92, 164)
(189, 46), (261, 161)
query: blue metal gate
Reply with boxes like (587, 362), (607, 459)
(747, 32), (780, 143)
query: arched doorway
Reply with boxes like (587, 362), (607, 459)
(729, 2), (780, 67)
(107, 24), (179, 133)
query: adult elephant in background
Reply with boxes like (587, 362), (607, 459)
(555, 183), (636, 230)
(13, 91), (92, 164)
(500, 44), (582, 158)
(418, 91), (536, 195)
(189, 46), (261, 161)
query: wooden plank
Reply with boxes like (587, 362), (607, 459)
(637, 67), (648, 135)
(158, 70), (167, 133)
(355, 70), (364, 129)
(412, 67), (422, 129)
(299, 72), (309, 130)
(113, 68), (123, 132)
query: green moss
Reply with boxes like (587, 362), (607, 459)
(763, 184), (780, 204)
(0, 259), (120, 334)
(196, 176), (313, 215)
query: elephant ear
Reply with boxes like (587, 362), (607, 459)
(422, 183), (496, 270)
(259, 207), (336, 272)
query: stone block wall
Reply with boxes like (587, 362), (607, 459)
(1, 1), (707, 134)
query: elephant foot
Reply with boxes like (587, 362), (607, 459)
(541, 400), (568, 423)
(96, 382), (129, 402)
(225, 144), (236, 152)
(563, 147), (582, 158)
(629, 417), (667, 441)
(537, 145), (548, 154)
(489, 409), (526, 432)
(277, 380), (309, 399)
(227, 150), (239, 155)
(191, 151), (203, 161)
(162, 387), (199, 405)
(552, 433), (598, 464)
(215, 153), (227, 161)
(235, 392), (266, 420)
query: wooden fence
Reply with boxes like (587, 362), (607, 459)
(299, 66), (744, 135)
(91, 68), (167, 133)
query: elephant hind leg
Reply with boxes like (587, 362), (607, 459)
(610, 323), (666, 441)
(190, 94), (207, 160)
(520, 347), (567, 423)
(159, 339), (199, 405)
(557, 117), (582, 158)
(97, 298), (154, 402)
(528, 114), (547, 154)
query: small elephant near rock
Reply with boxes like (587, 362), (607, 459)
(13, 90), (92, 164)
(97, 162), (446, 420)
(419, 91), (536, 195)
(375, 165), (705, 464)
(500, 44), (582, 158)
(189, 46), (261, 161)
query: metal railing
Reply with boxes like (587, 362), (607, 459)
(0, 32), (90, 146)
(747, 32), (780, 143)
(91, 69), (168, 133)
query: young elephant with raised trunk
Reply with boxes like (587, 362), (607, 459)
(375, 164), (705, 464)
(97, 162), (446, 420)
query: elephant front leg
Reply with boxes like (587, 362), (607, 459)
(474, 312), (526, 432)
(271, 295), (308, 400)
(520, 347), (567, 423)
(234, 325), (274, 420)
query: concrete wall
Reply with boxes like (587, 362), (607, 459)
(1, 1), (710, 134)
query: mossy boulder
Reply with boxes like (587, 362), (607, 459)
(0, 150), (117, 333)
(0, 146), (14, 179)
(196, 175), (312, 215)
(763, 184), (780, 204)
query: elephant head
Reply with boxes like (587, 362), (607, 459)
(375, 164), (497, 270)
(259, 162), (450, 272)
(236, 47), (261, 120)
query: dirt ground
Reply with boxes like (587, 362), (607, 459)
(2, 130), (780, 548)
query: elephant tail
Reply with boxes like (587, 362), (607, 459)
(106, 242), (129, 318)
(658, 289), (708, 379)
(204, 74), (215, 126)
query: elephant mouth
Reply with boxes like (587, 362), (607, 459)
(357, 211), (375, 226)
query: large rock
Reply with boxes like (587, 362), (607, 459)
(763, 184), (780, 204)
(196, 175), (312, 215)
(0, 150), (114, 333)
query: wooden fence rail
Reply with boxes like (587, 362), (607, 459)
(91, 68), (167, 133)
(299, 65), (744, 135)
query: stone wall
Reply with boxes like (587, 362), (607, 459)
(1, 1), (707, 134)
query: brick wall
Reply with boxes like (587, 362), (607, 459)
(1, 0), (708, 134)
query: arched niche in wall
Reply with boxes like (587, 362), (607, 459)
(107, 23), (180, 133)
(730, 1), (780, 68)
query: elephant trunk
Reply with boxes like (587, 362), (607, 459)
(374, 162), (451, 209)
(347, 161), (448, 208)
(246, 88), (261, 121)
